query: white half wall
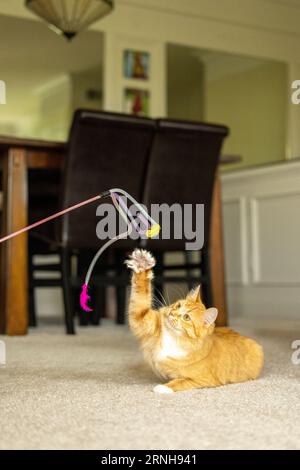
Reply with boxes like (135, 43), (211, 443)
(221, 161), (300, 320)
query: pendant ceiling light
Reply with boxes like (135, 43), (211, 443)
(25, 0), (114, 40)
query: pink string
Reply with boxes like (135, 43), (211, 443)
(0, 194), (101, 244)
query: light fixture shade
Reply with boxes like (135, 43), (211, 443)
(26, 0), (114, 39)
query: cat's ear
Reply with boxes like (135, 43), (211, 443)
(204, 308), (218, 326)
(186, 285), (201, 303)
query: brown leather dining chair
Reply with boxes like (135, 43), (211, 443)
(56, 109), (156, 333)
(28, 112), (228, 335)
(141, 118), (229, 307)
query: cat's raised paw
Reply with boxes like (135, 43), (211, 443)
(125, 249), (156, 273)
(153, 384), (174, 394)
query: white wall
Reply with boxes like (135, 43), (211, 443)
(167, 45), (204, 121)
(33, 75), (72, 141)
(205, 60), (287, 168)
(221, 161), (300, 320)
(31, 67), (103, 141)
(72, 65), (103, 111)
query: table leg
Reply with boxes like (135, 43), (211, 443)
(0, 148), (28, 335)
(210, 174), (227, 326)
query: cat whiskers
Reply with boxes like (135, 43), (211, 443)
(152, 295), (165, 309)
(154, 287), (168, 308)
(164, 288), (171, 306)
(169, 284), (187, 301)
(153, 290), (167, 309)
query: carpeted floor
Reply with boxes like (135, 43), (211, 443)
(0, 318), (299, 450)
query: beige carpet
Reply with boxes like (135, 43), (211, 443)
(0, 318), (299, 450)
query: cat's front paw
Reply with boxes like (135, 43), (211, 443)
(153, 384), (174, 394)
(125, 249), (156, 273)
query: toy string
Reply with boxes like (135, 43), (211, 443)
(0, 194), (102, 244)
(80, 189), (160, 312)
(110, 188), (158, 233)
(80, 190), (139, 312)
(83, 192), (132, 288)
(0, 186), (160, 313)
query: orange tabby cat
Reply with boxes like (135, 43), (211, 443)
(126, 249), (264, 394)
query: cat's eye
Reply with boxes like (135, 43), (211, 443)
(183, 313), (190, 321)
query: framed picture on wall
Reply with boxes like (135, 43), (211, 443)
(123, 49), (150, 80)
(123, 88), (150, 116)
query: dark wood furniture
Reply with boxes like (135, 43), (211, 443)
(0, 135), (236, 335)
(0, 137), (65, 335)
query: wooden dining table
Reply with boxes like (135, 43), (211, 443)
(0, 135), (236, 335)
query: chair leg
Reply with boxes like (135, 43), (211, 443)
(114, 249), (128, 325)
(201, 249), (213, 307)
(116, 284), (127, 324)
(185, 251), (195, 291)
(93, 286), (105, 325)
(28, 286), (37, 327)
(61, 248), (75, 335)
(28, 249), (37, 327)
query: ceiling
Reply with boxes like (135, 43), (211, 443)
(0, 13), (103, 120)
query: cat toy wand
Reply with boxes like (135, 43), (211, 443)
(0, 188), (160, 312)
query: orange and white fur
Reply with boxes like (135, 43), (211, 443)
(126, 249), (264, 394)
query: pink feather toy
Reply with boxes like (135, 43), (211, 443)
(80, 284), (93, 312)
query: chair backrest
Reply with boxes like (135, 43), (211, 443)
(59, 110), (155, 248)
(29, 168), (61, 243)
(142, 119), (229, 251)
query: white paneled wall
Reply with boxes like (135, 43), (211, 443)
(221, 161), (300, 320)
